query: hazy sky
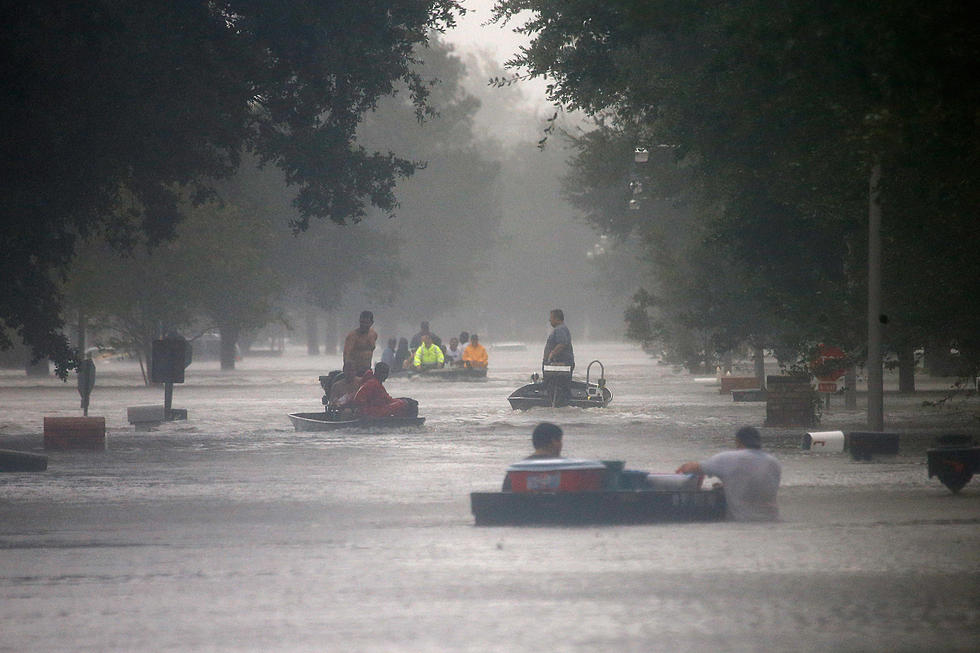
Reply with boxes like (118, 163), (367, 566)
(443, 1), (529, 68)
(442, 1), (552, 108)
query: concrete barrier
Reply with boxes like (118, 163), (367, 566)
(43, 417), (106, 450)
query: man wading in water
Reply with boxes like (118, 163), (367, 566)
(676, 426), (782, 522)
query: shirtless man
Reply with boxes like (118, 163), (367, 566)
(343, 310), (378, 375)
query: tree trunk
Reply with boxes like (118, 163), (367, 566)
(76, 310), (87, 355)
(219, 324), (239, 370)
(845, 365), (857, 409)
(897, 343), (916, 394)
(753, 345), (766, 389)
(306, 308), (319, 355)
(324, 311), (339, 355)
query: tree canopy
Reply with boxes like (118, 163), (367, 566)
(0, 0), (462, 377)
(495, 0), (980, 375)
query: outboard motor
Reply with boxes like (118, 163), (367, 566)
(319, 371), (343, 405)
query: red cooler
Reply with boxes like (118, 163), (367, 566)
(505, 458), (607, 493)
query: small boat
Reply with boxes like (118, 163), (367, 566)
(408, 365), (488, 381)
(508, 360), (611, 409)
(288, 373), (424, 431)
(492, 342), (527, 351)
(288, 412), (425, 432)
(471, 459), (725, 525)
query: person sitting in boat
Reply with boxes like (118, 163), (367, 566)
(445, 337), (464, 367)
(413, 333), (445, 370)
(526, 421), (564, 458)
(461, 333), (488, 369)
(503, 423), (666, 491)
(352, 362), (417, 418)
(381, 337), (397, 369)
(394, 337), (410, 372)
(502, 422), (564, 490)
(326, 363), (363, 419)
(458, 331), (470, 349)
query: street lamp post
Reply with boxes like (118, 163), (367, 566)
(867, 162), (884, 431)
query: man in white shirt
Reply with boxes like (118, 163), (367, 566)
(676, 426), (781, 522)
(445, 337), (463, 366)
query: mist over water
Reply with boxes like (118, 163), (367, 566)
(1, 342), (978, 651)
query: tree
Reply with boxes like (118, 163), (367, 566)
(353, 38), (504, 323)
(177, 197), (286, 370)
(493, 0), (980, 374)
(0, 0), (462, 377)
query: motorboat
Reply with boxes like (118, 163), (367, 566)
(287, 373), (424, 431)
(507, 360), (611, 409)
(288, 412), (425, 431)
(470, 459), (725, 525)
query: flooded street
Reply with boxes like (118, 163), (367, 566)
(2, 342), (979, 652)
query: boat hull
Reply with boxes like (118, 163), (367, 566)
(470, 487), (726, 525)
(405, 366), (488, 381)
(288, 412), (425, 432)
(507, 380), (612, 409)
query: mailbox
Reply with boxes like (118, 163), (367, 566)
(150, 336), (192, 384)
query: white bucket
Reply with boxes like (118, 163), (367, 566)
(802, 430), (845, 452)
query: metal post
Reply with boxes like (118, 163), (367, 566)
(164, 382), (174, 421)
(867, 162), (884, 430)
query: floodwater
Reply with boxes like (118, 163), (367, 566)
(1, 342), (978, 652)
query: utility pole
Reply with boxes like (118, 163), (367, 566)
(867, 162), (884, 430)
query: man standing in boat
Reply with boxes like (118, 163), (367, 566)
(543, 309), (574, 405)
(344, 310), (378, 375)
(675, 426), (782, 522)
(410, 321), (441, 352)
(544, 309), (574, 369)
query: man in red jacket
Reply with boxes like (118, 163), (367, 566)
(353, 362), (415, 418)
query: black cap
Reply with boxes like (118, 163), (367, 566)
(735, 426), (762, 449)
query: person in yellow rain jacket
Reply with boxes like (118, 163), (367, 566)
(413, 333), (445, 370)
(461, 333), (488, 369)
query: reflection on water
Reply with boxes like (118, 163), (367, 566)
(1, 342), (979, 651)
